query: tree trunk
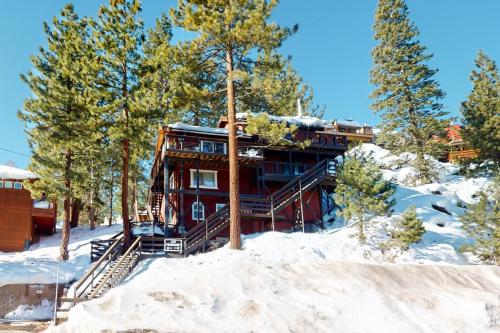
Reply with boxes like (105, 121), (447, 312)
(122, 137), (131, 248)
(109, 167), (114, 226)
(59, 151), (72, 261)
(226, 48), (241, 250)
(70, 199), (81, 228)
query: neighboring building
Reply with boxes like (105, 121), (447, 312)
(329, 119), (375, 143)
(0, 165), (57, 252)
(146, 113), (366, 255)
(445, 125), (479, 163)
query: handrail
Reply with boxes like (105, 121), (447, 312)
(74, 234), (124, 297)
(87, 236), (142, 299)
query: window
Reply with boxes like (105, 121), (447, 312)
(192, 202), (205, 221)
(190, 169), (218, 189)
(13, 182), (23, 190)
(200, 140), (226, 154)
(0, 181), (3, 188)
(4, 181), (13, 189)
(216, 203), (226, 212)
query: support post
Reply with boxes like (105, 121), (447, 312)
(164, 156), (169, 237)
(271, 198), (275, 232)
(299, 178), (305, 233)
(180, 161), (185, 233)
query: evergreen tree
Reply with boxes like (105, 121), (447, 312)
(388, 206), (425, 250)
(461, 51), (500, 172)
(171, 0), (295, 249)
(92, 0), (152, 247)
(245, 113), (297, 146)
(460, 177), (500, 264)
(370, 0), (449, 185)
(335, 150), (396, 242)
(19, 5), (101, 260)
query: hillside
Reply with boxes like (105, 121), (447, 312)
(51, 144), (500, 333)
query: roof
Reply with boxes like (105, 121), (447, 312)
(335, 119), (363, 128)
(0, 165), (38, 180)
(236, 112), (330, 128)
(167, 122), (250, 137)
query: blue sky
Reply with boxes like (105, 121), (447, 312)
(1, 0), (499, 168)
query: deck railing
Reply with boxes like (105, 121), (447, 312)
(165, 135), (264, 158)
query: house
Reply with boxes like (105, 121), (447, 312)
(329, 118), (375, 143)
(445, 125), (479, 163)
(145, 113), (355, 255)
(0, 165), (57, 252)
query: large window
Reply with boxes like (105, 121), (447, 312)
(0, 181), (3, 188)
(216, 203), (226, 212)
(190, 169), (218, 189)
(13, 182), (23, 190)
(201, 140), (226, 154)
(192, 202), (205, 221)
(3, 181), (13, 189)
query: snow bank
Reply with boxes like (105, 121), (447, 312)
(168, 122), (249, 137)
(4, 299), (53, 321)
(236, 112), (330, 128)
(0, 224), (122, 287)
(52, 235), (500, 333)
(0, 165), (38, 180)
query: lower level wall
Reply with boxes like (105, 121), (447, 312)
(0, 283), (64, 318)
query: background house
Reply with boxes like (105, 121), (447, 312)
(0, 165), (57, 252)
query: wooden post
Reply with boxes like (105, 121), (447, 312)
(180, 161), (185, 233)
(299, 178), (305, 233)
(271, 198), (275, 232)
(164, 155), (169, 238)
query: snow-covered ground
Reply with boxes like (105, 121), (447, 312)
(0, 223), (121, 287)
(50, 144), (499, 333)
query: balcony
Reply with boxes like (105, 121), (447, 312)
(164, 136), (264, 161)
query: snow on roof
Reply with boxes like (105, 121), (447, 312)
(168, 122), (249, 137)
(0, 165), (38, 180)
(335, 119), (363, 128)
(236, 112), (330, 128)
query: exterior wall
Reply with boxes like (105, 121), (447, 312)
(0, 188), (34, 252)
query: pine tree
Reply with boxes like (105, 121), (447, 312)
(370, 0), (449, 185)
(389, 206), (425, 250)
(92, 0), (150, 247)
(19, 5), (101, 260)
(460, 177), (500, 264)
(245, 113), (297, 146)
(461, 51), (500, 172)
(335, 150), (396, 242)
(171, 0), (295, 249)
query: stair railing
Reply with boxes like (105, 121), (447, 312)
(87, 236), (142, 299)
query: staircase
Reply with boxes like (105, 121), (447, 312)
(55, 236), (142, 324)
(168, 159), (337, 256)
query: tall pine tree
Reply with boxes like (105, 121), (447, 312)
(171, 0), (295, 249)
(461, 51), (500, 172)
(92, 0), (150, 247)
(370, 0), (449, 185)
(19, 5), (102, 260)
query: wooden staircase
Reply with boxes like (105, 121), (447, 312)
(55, 236), (142, 324)
(166, 159), (337, 256)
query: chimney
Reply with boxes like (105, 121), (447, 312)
(297, 98), (303, 118)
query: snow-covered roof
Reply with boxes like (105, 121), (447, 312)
(168, 122), (249, 137)
(236, 112), (330, 128)
(0, 165), (38, 180)
(335, 119), (363, 128)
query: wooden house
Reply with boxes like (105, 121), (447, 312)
(445, 125), (479, 163)
(0, 165), (57, 252)
(146, 113), (357, 255)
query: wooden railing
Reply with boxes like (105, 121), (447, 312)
(87, 236), (142, 299)
(90, 232), (123, 262)
(165, 135), (264, 158)
(448, 149), (479, 163)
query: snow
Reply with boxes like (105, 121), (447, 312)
(33, 200), (51, 209)
(4, 299), (53, 321)
(0, 224), (122, 287)
(47, 144), (499, 332)
(236, 112), (330, 128)
(335, 119), (363, 128)
(51, 233), (500, 333)
(168, 122), (249, 137)
(0, 165), (38, 180)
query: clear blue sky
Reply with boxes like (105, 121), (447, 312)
(1, 0), (499, 168)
